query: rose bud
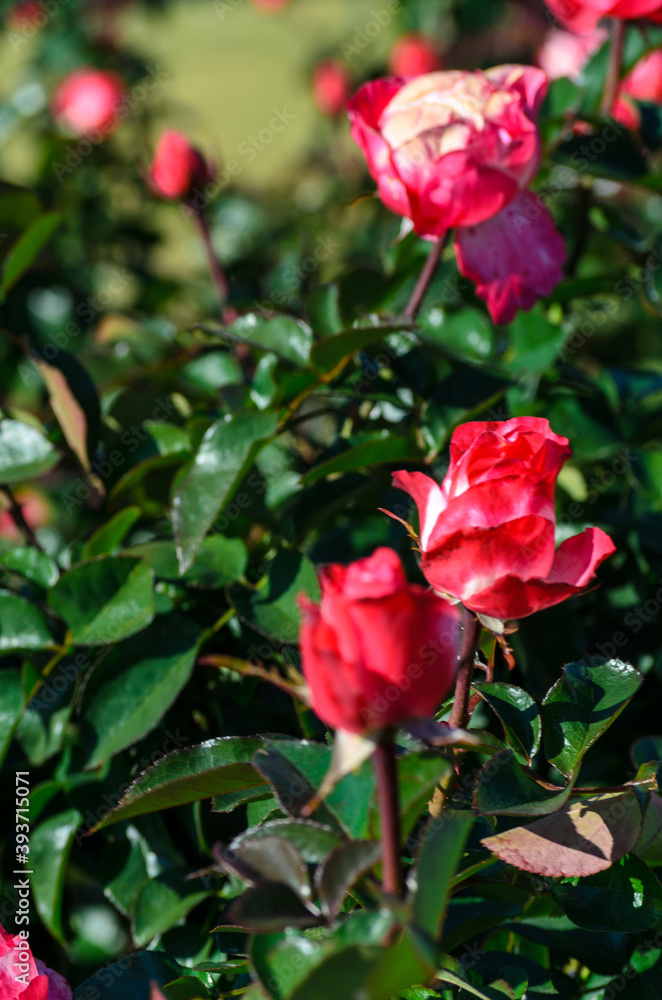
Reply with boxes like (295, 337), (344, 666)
(389, 34), (442, 78)
(0, 924), (72, 999)
(543, 0), (662, 35)
(348, 67), (566, 324)
(51, 68), (125, 138)
(7, 2), (44, 31)
(148, 130), (213, 201)
(537, 28), (606, 81)
(298, 547), (459, 735)
(613, 48), (662, 129)
(249, 0), (290, 11)
(312, 59), (351, 118)
(389, 418), (615, 622)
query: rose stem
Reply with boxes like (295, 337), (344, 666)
(190, 208), (232, 319)
(0, 485), (46, 555)
(600, 19), (626, 118)
(449, 607), (482, 730)
(403, 232), (447, 321)
(373, 734), (403, 898)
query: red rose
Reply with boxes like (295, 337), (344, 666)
(312, 60), (351, 118)
(390, 418), (615, 621)
(51, 68), (125, 139)
(613, 49), (662, 129)
(543, 0), (662, 35)
(0, 925), (71, 1000)
(347, 67), (566, 324)
(537, 28), (607, 81)
(298, 548), (459, 734)
(148, 130), (213, 201)
(389, 34), (442, 78)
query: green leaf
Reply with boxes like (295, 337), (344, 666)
(474, 683), (541, 765)
(93, 736), (268, 830)
(33, 351), (101, 475)
(128, 535), (247, 588)
(503, 307), (567, 375)
(228, 313), (313, 366)
(413, 811), (474, 941)
(230, 819), (342, 863)
(0, 420), (59, 483)
(550, 855), (662, 932)
(1, 212), (61, 299)
(300, 435), (417, 485)
(0, 593), (52, 652)
(0, 668), (23, 766)
(542, 660), (643, 778)
(483, 789), (645, 878)
(305, 284), (343, 338)
(232, 835), (312, 901)
(418, 307), (494, 361)
(132, 868), (212, 947)
(80, 615), (202, 768)
(394, 752), (453, 839)
(316, 840), (382, 917)
(83, 507), (142, 559)
(48, 556), (155, 645)
(30, 808), (82, 942)
(230, 548), (320, 644)
(173, 410), (277, 572)
(473, 750), (572, 817)
(74, 952), (189, 1000)
(0, 547), (59, 588)
(225, 883), (320, 932)
(310, 322), (411, 373)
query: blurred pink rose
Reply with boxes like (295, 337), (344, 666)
(613, 48), (662, 129)
(51, 68), (126, 138)
(537, 28), (606, 80)
(6, 2), (44, 31)
(348, 66), (566, 323)
(249, 0), (290, 11)
(0, 489), (51, 543)
(0, 924), (72, 1000)
(148, 130), (213, 200)
(388, 34), (442, 77)
(312, 60), (351, 117)
(543, 0), (662, 36)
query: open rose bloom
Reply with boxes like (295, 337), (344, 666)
(543, 0), (662, 35)
(0, 926), (71, 1000)
(298, 548), (459, 734)
(348, 67), (566, 324)
(389, 417), (615, 622)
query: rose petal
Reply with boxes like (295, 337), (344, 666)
(347, 78), (411, 219)
(391, 471), (446, 550)
(454, 189), (566, 325)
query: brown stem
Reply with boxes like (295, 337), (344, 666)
(403, 233), (447, 321)
(449, 607), (482, 730)
(0, 485), (46, 554)
(600, 19), (626, 118)
(373, 736), (403, 898)
(190, 209), (231, 317)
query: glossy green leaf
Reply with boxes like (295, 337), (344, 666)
(475, 683), (541, 765)
(132, 868), (212, 947)
(0, 547), (59, 589)
(1, 212), (61, 298)
(73, 952), (189, 1000)
(231, 819), (342, 864)
(305, 284), (343, 338)
(550, 855), (662, 932)
(34, 350), (101, 475)
(48, 556), (155, 645)
(0, 420), (59, 483)
(316, 840), (381, 917)
(473, 750), (571, 817)
(0, 668), (23, 766)
(128, 535), (247, 588)
(80, 615), (202, 768)
(225, 883), (320, 932)
(228, 313), (312, 366)
(542, 660), (642, 778)
(418, 307), (494, 361)
(300, 435), (416, 485)
(172, 410), (277, 572)
(231, 548), (319, 644)
(30, 808), (82, 942)
(233, 836), (312, 901)
(83, 507), (142, 559)
(309, 322), (412, 373)
(413, 811), (474, 941)
(0, 593), (52, 652)
(93, 736), (268, 830)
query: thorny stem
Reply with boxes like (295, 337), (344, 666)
(190, 208), (232, 318)
(448, 607), (482, 730)
(600, 19), (626, 118)
(373, 734), (403, 899)
(403, 233), (447, 320)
